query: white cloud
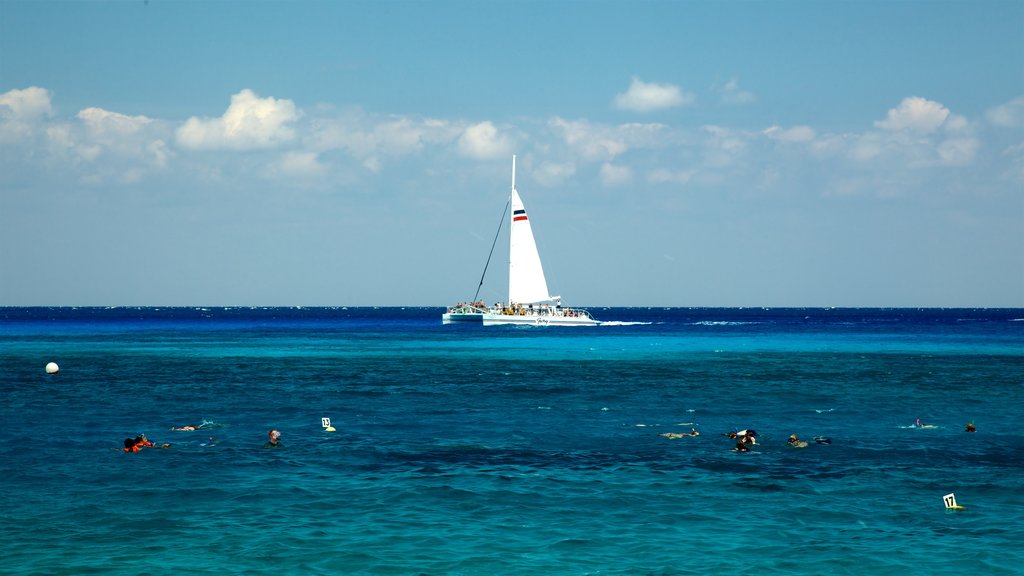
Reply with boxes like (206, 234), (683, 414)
(532, 161), (576, 187)
(1002, 142), (1024, 182)
(78, 107), (152, 136)
(763, 125), (816, 143)
(875, 96), (950, 133)
(599, 162), (633, 187)
(68, 107), (171, 171)
(614, 77), (694, 112)
(701, 125), (749, 168)
(268, 151), (327, 179)
(986, 96), (1024, 128)
(549, 117), (668, 162)
(943, 114), (969, 133)
(844, 98), (981, 169)
(176, 89), (300, 150)
(717, 78), (755, 105)
(309, 110), (461, 167)
(649, 168), (696, 185)
(0, 86), (53, 120)
(456, 121), (513, 159)
(0, 87), (55, 144)
(937, 137), (979, 166)
(147, 139), (171, 170)
(550, 117), (625, 161)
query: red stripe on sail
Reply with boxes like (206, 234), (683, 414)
(513, 215), (528, 221)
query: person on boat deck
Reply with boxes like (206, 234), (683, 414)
(264, 429), (282, 448)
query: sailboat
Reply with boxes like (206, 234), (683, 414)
(443, 156), (599, 326)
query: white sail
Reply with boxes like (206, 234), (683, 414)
(508, 180), (553, 304)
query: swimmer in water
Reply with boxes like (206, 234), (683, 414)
(965, 422), (976, 433)
(726, 429), (756, 441)
(660, 428), (701, 439)
(135, 434), (170, 449)
(123, 438), (139, 453)
(263, 429), (282, 448)
(170, 420), (217, 431)
(787, 434), (809, 448)
(734, 440), (750, 452)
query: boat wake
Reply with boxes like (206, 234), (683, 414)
(599, 321), (653, 326)
(690, 321), (762, 326)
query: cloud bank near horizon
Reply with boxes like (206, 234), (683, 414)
(3, 84), (1018, 200)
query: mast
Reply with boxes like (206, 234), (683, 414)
(508, 155), (515, 303)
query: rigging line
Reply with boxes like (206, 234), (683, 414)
(473, 198), (511, 303)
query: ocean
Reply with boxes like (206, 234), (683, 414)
(2, 307), (1022, 575)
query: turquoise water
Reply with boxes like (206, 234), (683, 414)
(2, 308), (1023, 575)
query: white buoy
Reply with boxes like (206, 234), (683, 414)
(45, 362), (60, 374)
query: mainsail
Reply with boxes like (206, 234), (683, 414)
(508, 159), (553, 305)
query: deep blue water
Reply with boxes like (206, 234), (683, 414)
(2, 307), (1023, 575)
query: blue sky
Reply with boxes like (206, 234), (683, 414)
(2, 0), (1022, 307)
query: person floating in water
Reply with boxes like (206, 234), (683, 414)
(170, 420), (219, 431)
(727, 429), (757, 445)
(263, 429), (282, 448)
(135, 434), (170, 449)
(914, 419), (938, 429)
(660, 428), (700, 439)
(787, 434), (809, 448)
(123, 438), (140, 453)
(734, 440), (750, 452)
(965, 422), (976, 433)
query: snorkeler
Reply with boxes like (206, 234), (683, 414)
(659, 428), (701, 439)
(170, 420), (218, 431)
(726, 429), (757, 444)
(263, 429), (282, 448)
(134, 434), (170, 449)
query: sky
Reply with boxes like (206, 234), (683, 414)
(1, 0), (1022, 307)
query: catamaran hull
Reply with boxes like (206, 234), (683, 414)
(442, 312), (599, 326)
